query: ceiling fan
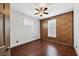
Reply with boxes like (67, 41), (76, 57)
(34, 3), (48, 17)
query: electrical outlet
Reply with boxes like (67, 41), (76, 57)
(76, 45), (77, 48)
(34, 36), (35, 38)
(16, 40), (19, 43)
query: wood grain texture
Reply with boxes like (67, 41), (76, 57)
(11, 39), (77, 56)
(56, 12), (73, 45)
(40, 11), (73, 46)
(40, 20), (48, 39)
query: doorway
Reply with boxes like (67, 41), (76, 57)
(0, 3), (10, 56)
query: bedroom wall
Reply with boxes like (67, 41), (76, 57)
(10, 10), (40, 48)
(74, 3), (79, 56)
(40, 12), (73, 46)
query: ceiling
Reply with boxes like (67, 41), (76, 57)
(11, 3), (74, 20)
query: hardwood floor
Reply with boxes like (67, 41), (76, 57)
(11, 39), (77, 56)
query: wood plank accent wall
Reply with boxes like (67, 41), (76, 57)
(40, 11), (73, 46)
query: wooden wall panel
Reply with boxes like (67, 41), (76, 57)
(56, 15), (66, 42)
(56, 12), (73, 45)
(40, 12), (73, 46)
(64, 12), (73, 44)
(40, 20), (48, 39)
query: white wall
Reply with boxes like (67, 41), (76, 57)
(74, 4), (79, 56)
(10, 10), (40, 48)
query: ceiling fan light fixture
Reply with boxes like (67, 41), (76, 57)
(34, 3), (48, 17)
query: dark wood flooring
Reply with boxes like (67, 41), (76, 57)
(11, 39), (77, 56)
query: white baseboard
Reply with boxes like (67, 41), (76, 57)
(74, 46), (79, 56)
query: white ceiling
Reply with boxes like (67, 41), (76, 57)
(11, 3), (74, 20)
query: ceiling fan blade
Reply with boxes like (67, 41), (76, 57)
(34, 13), (39, 15)
(43, 12), (48, 14)
(35, 8), (40, 11)
(43, 7), (48, 11)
